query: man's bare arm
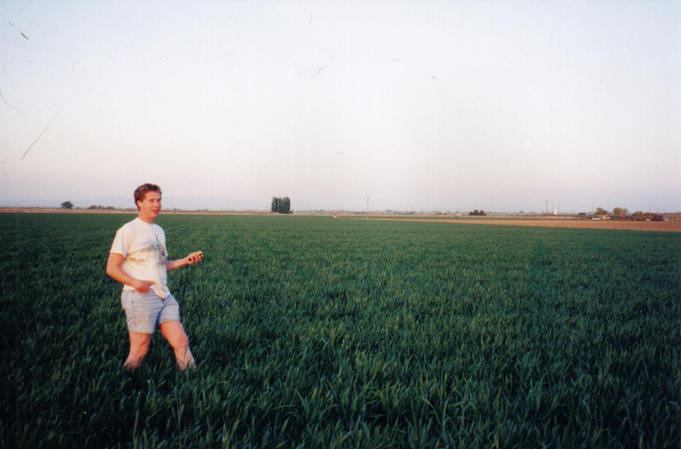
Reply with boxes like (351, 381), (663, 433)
(166, 250), (203, 272)
(106, 252), (154, 293)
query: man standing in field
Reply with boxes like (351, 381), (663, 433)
(106, 183), (203, 371)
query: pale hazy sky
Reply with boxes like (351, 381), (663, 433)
(1, 0), (679, 212)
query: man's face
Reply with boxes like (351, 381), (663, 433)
(137, 190), (162, 220)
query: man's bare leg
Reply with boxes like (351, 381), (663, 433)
(160, 320), (196, 371)
(125, 331), (152, 370)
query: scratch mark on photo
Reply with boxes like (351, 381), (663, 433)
(21, 111), (58, 160)
(8, 21), (29, 40)
(0, 89), (24, 113)
(312, 57), (338, 78)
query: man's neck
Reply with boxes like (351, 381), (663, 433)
(137, 214), (155, 224)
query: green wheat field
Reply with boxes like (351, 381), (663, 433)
(1, 213), (679, 448)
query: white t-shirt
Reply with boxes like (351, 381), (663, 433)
(110, 217), (170, 298)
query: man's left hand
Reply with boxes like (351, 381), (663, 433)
(186, 251), (204, 265)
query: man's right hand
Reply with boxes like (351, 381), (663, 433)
(107, 253), (156, 293)
(132, 279), (155, 293)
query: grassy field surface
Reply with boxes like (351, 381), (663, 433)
(1, 213), (679, 448)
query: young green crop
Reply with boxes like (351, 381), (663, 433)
(1, 213), (679, 448)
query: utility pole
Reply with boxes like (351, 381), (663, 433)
(366, 196), (370, 219)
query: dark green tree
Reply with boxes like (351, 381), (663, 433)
(271, 197), (291, 214)
(61, 201), (74, 209)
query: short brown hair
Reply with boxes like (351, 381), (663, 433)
(133, 183), (162, 209)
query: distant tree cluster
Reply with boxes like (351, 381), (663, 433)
(594, 207), (629, 217)
(592, 207), (664, 221)
(631, 211), (665, 222)
(593, 207), (629, 217)
(87, 205), (115, 210)
(271, 197), (291, 214)
(469, 209), (486, 216)
(61, 201), (73, 209)
(612, 207), (629, 218)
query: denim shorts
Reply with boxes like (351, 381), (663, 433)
(121, 290), (180, 334)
